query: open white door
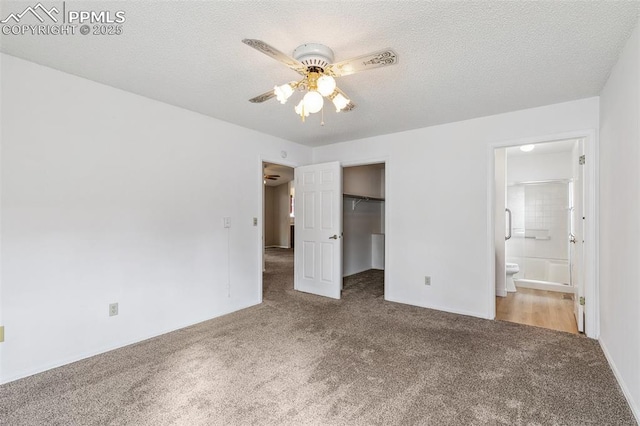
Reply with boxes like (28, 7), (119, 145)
(571, 140), (585, 332)
(294, 161), (342, 299)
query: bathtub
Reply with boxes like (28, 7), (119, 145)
(508, 256), (574, 293)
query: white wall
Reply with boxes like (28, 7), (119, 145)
(343, 165), (384, 198)
(264, 183), (290, 248)
(507, 150), (573, 183)
(314, 97), (599, 318)
(599, 18), (640, 421)
(275, 183), (291, 247)
(264, 186), (276, 246)
(0, 54), (312, 383)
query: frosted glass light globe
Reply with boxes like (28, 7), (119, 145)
(274, 83), (294, 104)
(303, 91), (324, 114)
(317, 75), (336, 97)
(332, 93), (349, 112)
(295, 99), (309, 117)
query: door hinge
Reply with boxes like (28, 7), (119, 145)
(579, 296), (585, 306)
(579, 155), (586, 165)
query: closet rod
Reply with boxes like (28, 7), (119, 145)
(343, 193), (385, 202)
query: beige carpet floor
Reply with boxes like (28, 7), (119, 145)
(0, 248), (635, 425)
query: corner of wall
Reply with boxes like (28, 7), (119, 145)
(599, 338), (640, 423)
(597, 14), (640, 422)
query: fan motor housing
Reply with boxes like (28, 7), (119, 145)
(293, 43), (335, 72)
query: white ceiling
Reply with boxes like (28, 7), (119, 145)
(264, 162), (293, 187)
(1, 1), (638, 147)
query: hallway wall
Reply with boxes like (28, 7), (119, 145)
(599, 17), (640, 420)
(264, 183), (291, 248)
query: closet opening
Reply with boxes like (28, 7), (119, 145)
(342, 163), (386, 299)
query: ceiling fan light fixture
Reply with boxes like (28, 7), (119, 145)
(331, 92), (350, 112)
(274, 82), (295, 104)
(317, 75), (336, 97)
(303, 90), (324, 114)
(295, 99), (309, 118)
(244, 39), (399, 123)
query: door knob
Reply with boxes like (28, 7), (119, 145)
(329, 234), (338, 240)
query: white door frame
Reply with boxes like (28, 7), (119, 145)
(486, 129), (599, 338)
(259, 156), (300, 303)
(341, 157), (390, 301)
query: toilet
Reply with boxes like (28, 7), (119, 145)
(506, 263), (520, 292)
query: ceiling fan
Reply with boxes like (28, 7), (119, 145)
(264, 174), (280, 181)
(242, 39), (398, 122)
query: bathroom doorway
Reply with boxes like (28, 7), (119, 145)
(493, 137), (590, 334)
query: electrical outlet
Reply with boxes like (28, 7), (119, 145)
(253, 217), (258, 226)
(223, 217), (231, 228)
(424, 276), (431, 286)
(109, 303), (118, 317)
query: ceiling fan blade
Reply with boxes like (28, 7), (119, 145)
(242, 39), (307, 75)
(249, 89), (276, 103)
(327, 49), (398, 77)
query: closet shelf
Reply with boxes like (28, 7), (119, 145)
(344, 193), (385, 210)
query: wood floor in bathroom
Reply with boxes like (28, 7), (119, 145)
(496, 288), (579, 334)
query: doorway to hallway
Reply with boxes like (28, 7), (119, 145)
(262, 162), (295, 295)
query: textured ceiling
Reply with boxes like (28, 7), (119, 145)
(1, 1), (638, 147)
(264, 163), (293, 187)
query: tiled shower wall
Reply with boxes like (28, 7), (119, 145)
(506, 182), (570, 283)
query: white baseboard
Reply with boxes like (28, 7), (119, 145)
(265, 245), (290, 249)
(0, 299), (261, 385)
(385, 295), (488, 320)
(599, 339), (640, 423)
